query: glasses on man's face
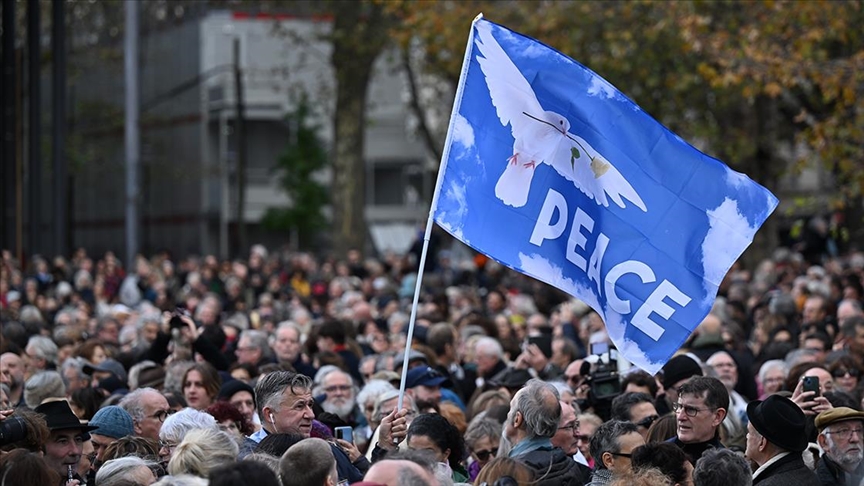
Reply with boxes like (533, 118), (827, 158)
(608, 452), (632, 460)
(159, 440), (178, 451)
(558, 421), (581, 434)
(832, 368), (860, 378)
(151, 409), (175, 423)
(825, 427), (864, 440)
(635, 414), (659, 429)
(672, 402), (715, 417)
(473, 447), (499, 461)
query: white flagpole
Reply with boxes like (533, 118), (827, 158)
(396, 14), (485, 412)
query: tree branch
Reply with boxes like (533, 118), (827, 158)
(401, 48), (442, 162)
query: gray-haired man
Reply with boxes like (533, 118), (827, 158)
(506, 379), (590, 485)
(587, 420), (644, 486)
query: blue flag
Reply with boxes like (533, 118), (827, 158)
(432, 17), (778, 373)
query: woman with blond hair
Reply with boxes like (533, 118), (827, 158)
(167, 428), (239, 478)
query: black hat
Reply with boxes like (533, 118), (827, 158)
(661, 355), (703, 390)
(35, 400), (98, 433)
(746, 394), (807, 452)
(217, 379), (256, 403)
(489, 367), (532, 390)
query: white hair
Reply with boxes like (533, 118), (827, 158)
(152, 475), (209, 486)
(159, 407), (219, 444)
(757, 359), (788, 385)
(96, 456), (157, 486)
(26, 335), (58, 364)
(475, 336), (503, 359)
(356, 380), (395, 411)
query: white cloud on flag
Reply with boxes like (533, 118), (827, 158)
(453, 114), (475, 150)
(518, 253), (601, 313)
(603, 310), (665, 374)
(437, 181), (468, 241)
(701, 197), (759, 304)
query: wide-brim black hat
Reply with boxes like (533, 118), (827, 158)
(746, 394), (807, 452)
(35, 400), (99, 433)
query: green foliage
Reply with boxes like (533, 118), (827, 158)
(261, 98), (329, 246)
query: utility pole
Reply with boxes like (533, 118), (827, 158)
(52, 0), (67, 258)
(124, 0), (140, 270)
(233, 38), (247, 257)
(28, 0), (41, 256)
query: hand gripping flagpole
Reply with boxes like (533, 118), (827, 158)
(396, 14), (484, 413)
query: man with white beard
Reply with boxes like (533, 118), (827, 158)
(319, 368), (363, 427)
(815, 407), (864, 486)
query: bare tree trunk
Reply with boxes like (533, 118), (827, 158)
(330, 1), (389, 256)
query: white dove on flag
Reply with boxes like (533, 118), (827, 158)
(475, 22), (647, 212)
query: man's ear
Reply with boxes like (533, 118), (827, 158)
(512, 410), (523, 429)
(712, 408), (727, 428)
(132, 420), (143, 436)
(601, 451), (615, 470)
(817, 433), (828, 450)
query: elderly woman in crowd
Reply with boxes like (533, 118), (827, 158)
(158, 407), (219, 464)
(758, 359), (789, 399)
(96, 456), (158, 486)
(464, 417), (502, 481)
(827, 354), (862, 397)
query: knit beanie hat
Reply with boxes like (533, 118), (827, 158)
(661, 354), (703, 390)
(89, 405), (134, 439)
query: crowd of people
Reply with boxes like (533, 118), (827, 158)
(1, 241), (864, 486)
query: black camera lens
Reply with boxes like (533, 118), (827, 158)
(0, 415), (28, 445)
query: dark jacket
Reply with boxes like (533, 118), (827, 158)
(516, 446), (589, 486)
(753, 452), (820, 486)
(668, 435), (724, 466)
(815, 454), (864, 486)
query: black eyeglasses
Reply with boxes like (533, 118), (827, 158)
(473, 447), (499, 461)
(608, 452), (632, 459)
(152, 409), (176, 423)
(672, 403), (716, 417)
(832, 368), (860, 378)
(558, 421), (581, 434)
(635, 414), (659, 429)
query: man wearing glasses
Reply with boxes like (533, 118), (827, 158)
(586, 420), (644, 486)
(119, 387), (172, 441)
(551, 400), (592, 482)
(504, 379), (587, 485)
(814, 407), (864, 486)
(670, 376), (728, 465)
(610, 392), (659, 441)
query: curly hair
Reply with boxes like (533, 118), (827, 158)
(406, 413), (465, 471)
(206, 401), (255, 436)
(0, 409), (50, 453)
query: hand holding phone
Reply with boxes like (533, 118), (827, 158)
(335, 426), (353, 444)
(802, 376), (820, 397)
